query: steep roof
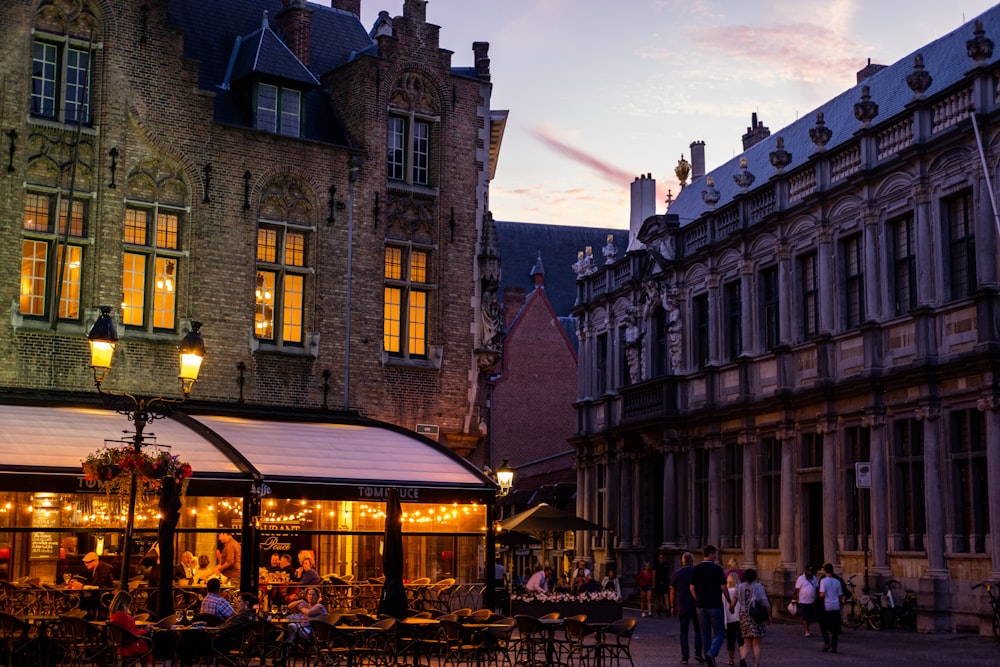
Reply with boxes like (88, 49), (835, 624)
(669, 6), (1000, 226)
(496, 221), (628, 318)
(225, 14), (321, 87)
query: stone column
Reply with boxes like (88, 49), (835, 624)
(913, 182), (936, 305)
(862, 209), (882, 321)
(819, 420), (839, 566)
(777, 242), (792, 344)
(661, 447), (677, 549)
(778, 426), (796, 567)
(916, 405), (947, 575)
(739, 258), (753, 355)
(606, 444), (621, 552)
(978, 397), (1000, 577)
(617, 450), (633, 549)
(631, 454), (644, 547)
(706, 436), (721, 546)
(740, 432), (758, 568)
(707, 272), (721, 365)
(863, 413), (890, 573)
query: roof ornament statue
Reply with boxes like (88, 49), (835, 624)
(769, 137), (792, 173)
(854, 85), (879, 128)
(809, 112), (833, 152)
(733, 156), (755, 192)
(966, 19), (994, 65)
(602, 234), (618, 265)
(701, 176), (720, 208)
(906, 54), (933, 99)
(675, 154), (691, 188)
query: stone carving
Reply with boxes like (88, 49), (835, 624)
(663, 288), (682, 373)
(572, 246), (596, 278)
(675, 154), (691, 187)
(769, 136), (792, 173)
(602, 234), (618, 265)
(623, 305), (643, 383)
(733, 156), (755, 191)
(701, 176), (720, 207)
(906, 54), (933, 99)
(809, 112), (833, 152)
(854, 85), (878, 128)
(967, 19), (994, 65)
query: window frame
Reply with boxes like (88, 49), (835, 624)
(760, 266), (780, 351)
(19, 191), (88, 322)
(723, 280), (741, 362)
(388, 112), (433, 187)
(890, 215), (916, 316)
(948, 409), (988, 554)
(799, 251), (818, 340)
(383, 243), (433, 360)
(943, 190), (976, 301)
(692, 292), (709, 369)
(255, 222), (310, 347)
(892, 418), (926, 552)
(842, 234), (865, 329)
(722, 442), (744, 549)
(255, 82), (302, 137)
(121, 204), (184, 332)
(31, 35), (93, 126)
(759, 437), (781, 549)
(843, 425), (871, 551)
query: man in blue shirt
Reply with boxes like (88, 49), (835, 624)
(690, 545), (731, 667)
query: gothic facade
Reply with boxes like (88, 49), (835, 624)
(571, 10), (1000, 634)
(0, 0), (506, 453)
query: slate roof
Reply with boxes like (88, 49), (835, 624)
(225, 16), (320, 87)
(668, 5), (1000, 226)
(167, 0), (374, 144)
(495, 221), (629, 319)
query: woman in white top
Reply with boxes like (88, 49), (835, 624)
(724, 573), (743, 666)
(600, 567), (622, 599)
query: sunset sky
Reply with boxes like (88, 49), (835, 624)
(338, 0), (1000, 228)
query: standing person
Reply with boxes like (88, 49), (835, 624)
(636, 561), (654, 617)
(670, 552), (703, 665)
(690, 545), (731, 667)
(725, 558), (744, 583)
(494, 557), (507, 586)
(733, 568), (770, 667)
(818, 563), (844, 654)
(525, 566), (551, 593)
(654, 553), (671, 615)
(794, 564), (819, 638)
(215, 532), (241, 582)
(724, 573), (743, 666)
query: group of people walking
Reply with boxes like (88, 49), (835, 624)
(795, 562), (845, 654)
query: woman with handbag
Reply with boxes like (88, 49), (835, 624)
(731, 568), (770, 667)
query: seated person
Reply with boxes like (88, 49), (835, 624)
(193, 554), (214, 585)
(70, 551), (115, 618)
(554, 575), (572, 593)
(174, 551), (197, 583)
(109, 591), (173, 666)
(296, 556), (321, 587)
(199, 577), (235, 621)
(286, 587), (326, 643)
(578, 576), (601, 593)
(267, 553), (283, 573)
(279, 554), (295, 577)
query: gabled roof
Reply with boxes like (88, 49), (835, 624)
(224, 13), (320, 88)
(668, 6), (1000, 225)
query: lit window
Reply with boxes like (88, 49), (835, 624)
(19, 193), (86, 319)
(388, 115), (431, 186)
(383, 245), (431, 357)
(256, 83), (301, 137)
(31, 39), (92, 125)
(255, 227), (308, 344)
(122, 206), (181, 330)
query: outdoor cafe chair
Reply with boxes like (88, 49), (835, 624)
(0, 611), (35, 667)
(58, 614), (111, 667)
(477, 616), (516, 667)
(466, 609), (492, 621)
(595, 618), (635, 667)
(106, 622), (154, 667)
(439, 618), (483, 667)
(512, 614), (548, 667)
(310, 617), (354, 667)
(560, 617), (599, 667)
(355, 617), (397, 667)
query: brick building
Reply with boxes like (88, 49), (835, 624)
(0, 0), (507, 453)
(570, 9), (1000, 634)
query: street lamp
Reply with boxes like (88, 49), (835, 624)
(492, 460), (515, 498)
(87, 305), (206, 593)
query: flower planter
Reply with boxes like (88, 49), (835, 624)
(510, 600), (623, 623)
(96, 463), (123, 480)
(139, 461), (168, 480)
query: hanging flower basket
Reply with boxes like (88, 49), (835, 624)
(82, 446), (193, 498)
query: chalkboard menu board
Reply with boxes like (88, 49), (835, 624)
(30, 503), (60, 559)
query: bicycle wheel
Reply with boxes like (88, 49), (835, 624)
(992, 610), (1000, 640)
(867, 608), (882, 630)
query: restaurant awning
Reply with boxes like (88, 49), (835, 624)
(0, 404), (494, 502)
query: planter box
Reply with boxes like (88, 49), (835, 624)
(510, 601), (623, 623)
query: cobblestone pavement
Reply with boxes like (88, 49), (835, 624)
(624, 609), (998, 667)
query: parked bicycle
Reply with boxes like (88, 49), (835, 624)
(883, 580), (917, 631)
(843, 574), (881, 630)
(972, 581), (1000, 640)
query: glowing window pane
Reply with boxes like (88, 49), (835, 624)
(384, 287), (401, 353)
(408, 290), (427, 356)
(410, 250), (427, 283)
(58, 245), (82, 319)
(19, 240), (47, 316)
(125, 209), (147, 245)
(152, 257), (177, 329)
(257, 227), (277, 263)
(58, 199), (85, 237)
(283, 274), (304, 343)
(156, 213), (179, 249)
(23, 194), (50, 232)
(385, 247), (402, 280)
(285, 232), (305, 267)
(122, 253), (146, 326)
(255, 271), (276, 340)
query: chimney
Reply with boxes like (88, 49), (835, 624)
(330, 0), (361, 16)
(403, 0), (427, 23)
(627, 173), (656, 252)
(742, 112), (770, 150)
(689, 141), (706, 180)
(503, 287), (526, 327)
(856, 58), (888, 83)
(530, 252), (545, 289)
(473, 42), (491, 81)
(276, 0), (312, 67)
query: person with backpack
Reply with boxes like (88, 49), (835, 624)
(732, 568), (770, 667)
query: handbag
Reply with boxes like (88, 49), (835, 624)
(787, 600), (798, 616)
(746, 583), (768, 622)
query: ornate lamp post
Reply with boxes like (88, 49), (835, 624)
(495, 460), (515, 498)
(87, 305), (206, 596)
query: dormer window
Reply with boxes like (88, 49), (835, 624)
(256, 83), (301, 137)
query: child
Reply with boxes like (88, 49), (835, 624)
(725, 572), (744, 665)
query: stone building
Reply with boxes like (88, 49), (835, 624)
(0, 0), (507, 453)
(570, 9), (1000, 634)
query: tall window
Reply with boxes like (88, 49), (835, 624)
(617, 325), (630, 387)
(723, 442), (744, 548)
(890, 215), (916, 315)
(20, 192), (87, 319)
(949, 409), (988, 554)
(760, 266), (780, 350)
(256, 83), (301, 137)
(388, 115), (431, 186)
(653, 308), (667, 376)
(799, 252), (818, 339)
(893, 418), (925, 551)
(595, 332), (608, 395)
(255, 227), (307, 344)
(842, 234), (864, 328)
(692, 293), (709, 368)
(31, 38), (92, 125)
(723, 280), (741, 362)
(760, 437), (781, 549)
(843, 426), (871, 550)
(944, 191), (976, 300)
(122, 206), (182, 330)
(800, 432), (822, 468)
(594, 463), (606, 548)
(384, 245), (430, 358)
(692, 449), (709, 542)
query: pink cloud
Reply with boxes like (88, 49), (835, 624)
(530, 128), (635, 187)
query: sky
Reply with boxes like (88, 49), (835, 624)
(333, 0), (1000, 229)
